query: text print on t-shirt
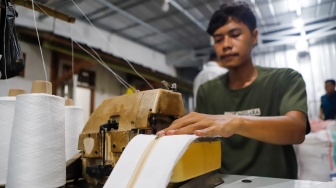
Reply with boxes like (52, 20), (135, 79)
(224, 108), (261, 116)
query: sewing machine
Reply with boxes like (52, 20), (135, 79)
(77, 87), (221, 187)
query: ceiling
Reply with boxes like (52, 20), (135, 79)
(11, 0), (336, 89)
(32, 0), (336, 70)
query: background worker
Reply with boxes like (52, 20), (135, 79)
(193, 50), (227, 107)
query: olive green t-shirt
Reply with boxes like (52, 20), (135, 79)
(195, 66), (310, 179)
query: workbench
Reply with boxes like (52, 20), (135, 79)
(216, 175), (333, 188)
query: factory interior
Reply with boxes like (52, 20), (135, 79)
(0, 0), (336, 187)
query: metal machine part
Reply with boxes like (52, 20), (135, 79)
(86, 164), (113, 179)
(78, 88), (185, 185)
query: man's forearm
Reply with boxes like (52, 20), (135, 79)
(236, 111), (307, 145)
(319, 108), (324, 120)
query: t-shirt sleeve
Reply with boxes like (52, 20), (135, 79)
(279, 69), (307, 115)
(279, 69), (310, 134)
(195, 84), (206, 113)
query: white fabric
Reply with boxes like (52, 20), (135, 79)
(294, 130), (335, 181)
(104, 135), (155, 188)
(104, 134), (198, 188)
(193, 61), (227, 107)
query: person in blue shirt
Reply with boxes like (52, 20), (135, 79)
(320, 79), (336, 120)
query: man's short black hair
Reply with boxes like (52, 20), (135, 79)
(325, 79), (336, 85)
(209, 50), (217, 61)
(207, 1), (257, 35)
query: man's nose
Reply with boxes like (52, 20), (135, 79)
(222, 37), (232, 51)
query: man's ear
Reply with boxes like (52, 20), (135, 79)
(252, 29), (258, 46)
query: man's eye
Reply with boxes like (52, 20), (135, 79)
(214, 38), (222, 43)
(231, 33), (241, 37)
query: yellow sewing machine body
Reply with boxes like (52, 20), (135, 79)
(171, 139), (221, 183)
(77, 88), (221, 185)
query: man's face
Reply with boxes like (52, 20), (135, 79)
(212, 18), (258, 69)
(325, 82), (336, 95)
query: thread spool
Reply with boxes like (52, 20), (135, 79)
(65, 98), (73, 106)
(0, 96), (16, 185)
(31, 80), (52, 94)
(6, 81), (66, 188)
(65, 102), (84, 161)
(8, 89), (26, 97)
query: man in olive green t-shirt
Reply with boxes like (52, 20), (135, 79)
(157, 1), (310, 179)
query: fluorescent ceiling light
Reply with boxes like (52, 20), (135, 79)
(295, 39), (309, 52)
(162, 0), (169, 12)
(290, 0), (301, 16)
(293, 18), (304, 29)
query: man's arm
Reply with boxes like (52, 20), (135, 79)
(319, 108), (324, 120)
(235, 111), (306, 144)
(157, 110), (307, 145)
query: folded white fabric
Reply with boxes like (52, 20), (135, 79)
(104, 134), (198, 188)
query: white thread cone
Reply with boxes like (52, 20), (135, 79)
(65, 106), (84, 161)
(6, 94), (65, 188)
(0, 97), (16, 185)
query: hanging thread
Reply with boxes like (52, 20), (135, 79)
(33, 2), (137, 92)
(65, 106), (84, 161)
(0, 97), (16, 185)
(70, 0), (154, 90)
(6, 94), (65, 188)
(31, 0), (49, 85)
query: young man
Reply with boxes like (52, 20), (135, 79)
(157, 2), (310, 179)
(320, 79), (336, 120)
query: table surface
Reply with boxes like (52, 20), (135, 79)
(215, 175), (334, 188)
(2, 175), (334, 188)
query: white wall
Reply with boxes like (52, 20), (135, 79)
(92, 64), (126, 109)
(74, 87), (91, 123)
(0, 41), (127, 121)
(0, 41), (51, 96)
(14, 6), (176, 77)
(58, 58), (126, 120)
(253, 36), (336, 119)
